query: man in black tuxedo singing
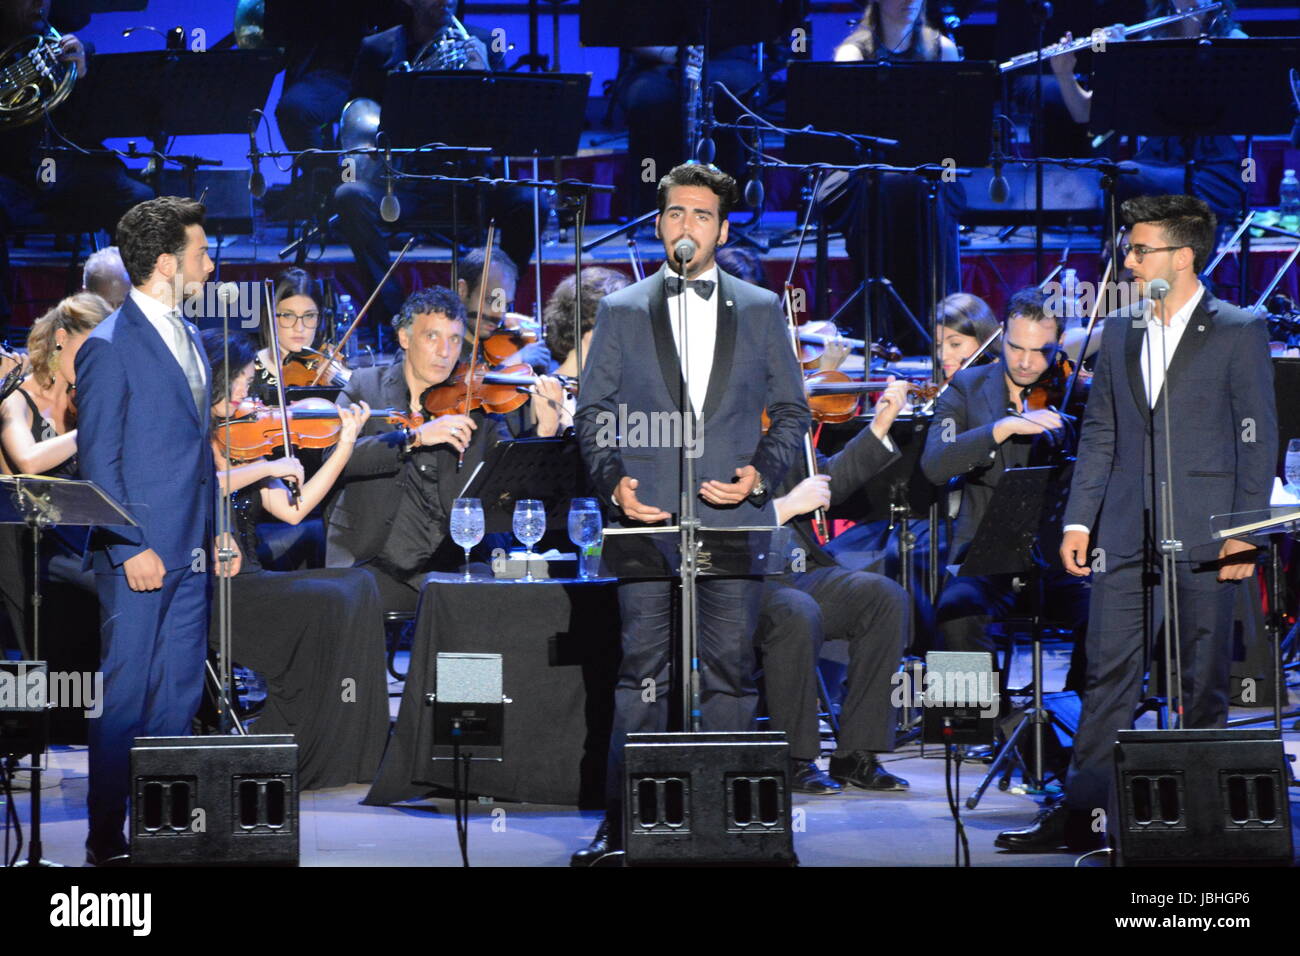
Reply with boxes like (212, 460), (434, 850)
(572, 163), (810, 864)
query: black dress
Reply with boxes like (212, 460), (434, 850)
(216, 479), (390, 789)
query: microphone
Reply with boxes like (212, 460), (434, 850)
(673, 238), (697, 263)
(247, 112), (266, 199)
(988, 120), (1009, 204)
(379, 136), (400, 223)
(1148, 278), (1171, 300)
(696, 85), (716, 165)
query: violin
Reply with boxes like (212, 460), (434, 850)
(418, 361), (573, 419)
(1019, 352), (1088, 418)
(794, 319), (903, 370)
(215, 397), (422, 463)
(280, 347), (352, 389)
(477, 314), (542, 367)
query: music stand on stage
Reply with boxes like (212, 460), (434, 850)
(0, 475), (136, 868)
(456, 437), (593, 536)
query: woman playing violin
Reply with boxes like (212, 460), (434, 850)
(937, 292), (999, 384)
(202, 329), (389, 790)
(253, 267), (341, 402)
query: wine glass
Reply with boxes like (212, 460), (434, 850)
(450, 498), (485, 581)
(513, 499), (546, 582)
(567, 498), (603, 580)
(1286, 440), (1300, 498)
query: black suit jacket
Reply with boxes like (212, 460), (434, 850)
(1063, 291), (1277, 563)
(574, 267), (810, 527)
(324, 357), (506, 569)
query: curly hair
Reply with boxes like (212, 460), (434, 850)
(543, 267), (632, 360)
(26, 293), (112, 388)
(115, 196), (206, 287)
(657, 163), (741, 219)
(392, 285), (467, 333)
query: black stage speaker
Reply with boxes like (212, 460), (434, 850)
(130, 735), (298, 866)
(624, 732), (796, 867)
(1114, 729), (1294, 867)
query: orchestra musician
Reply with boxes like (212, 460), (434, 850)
(571, 163), (810, 863)
(997, 195), (1277, 852)
(202, 330), (390, 790)
(456, 247), (552, 372)
(757, 378), (915, 794)
(75, 197), (240, 866)
(920, 288), (1090, 679)
(81, 247), (131, 311)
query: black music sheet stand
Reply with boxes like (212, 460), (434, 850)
(955, 466), (1078, 808)
(1090, 38), (1300, 303)
(0, 475), (135, 868)
(456, 436), (592, 534)
(578, 0), (799, 47)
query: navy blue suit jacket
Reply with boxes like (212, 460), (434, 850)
(76, 295), (216, 572)
(575, 267), (810, 528)
(1063, 292), (1277, 564)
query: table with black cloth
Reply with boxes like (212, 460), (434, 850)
(364, 573), (621, 809)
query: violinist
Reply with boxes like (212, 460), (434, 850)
(202, 330), (390, 790)
(937, 292), (999, 384)
(325, 286), (510, 612)
(920, 287), (1089, 678)
(756, 378), (915, 794)
(456, 248), (552, 373)
(253, 267), (340, 402)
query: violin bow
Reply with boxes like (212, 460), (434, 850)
(1060, 229), (1124, 412)
(459, 221), (496, 469)
(263, 279), (301, 505)
(309, 236), (416, 386)
(783, 281), (830, 542)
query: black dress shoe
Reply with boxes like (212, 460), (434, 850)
(995, 804), (1105, 853)
(85, 847), (130, 867)
(570, 815), (623, 867)
(792, 759), (843, 794)
(828, 751), (909, 791)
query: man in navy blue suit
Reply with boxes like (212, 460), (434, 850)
(996, 194), (1277, 853)
(76, 197), (241, 865)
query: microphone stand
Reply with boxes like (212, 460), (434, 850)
(672, 243), (702, 731)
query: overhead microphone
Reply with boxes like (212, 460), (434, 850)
(379, 135), (400, 223)
(247, 111), (266, 199)
(673, 237), (697, 263)
(988, 118), (1009, 204)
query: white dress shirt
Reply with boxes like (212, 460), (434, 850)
(663, 263), (718, 416)
(129, 288), (208, 387)
(1064, 282), (1204, 535)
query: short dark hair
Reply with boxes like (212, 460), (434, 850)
(1003, 286), (1060, 336)
(657, 163), (740, 219)
(543, 267), (632, 359)
(459, 247), (519, 298)
(714, 245), (766, 287)
(200, 329), (259, 408)
(1120, 194), (1217, 273)
(115, 197), (206, 287)
(393, 285), (466, 333)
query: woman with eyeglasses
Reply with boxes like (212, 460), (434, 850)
(253, 267), (336, 405)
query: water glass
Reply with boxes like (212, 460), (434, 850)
(450, 498), (485, 581)
(1286, 440), (1300, 498)
(567, 498), (603, 580)
(513, 499), (546, 582)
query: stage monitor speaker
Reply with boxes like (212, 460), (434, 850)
(1114, 729), (1294, 867)
(130, 735), (298, 866)
(624, 731), (795, 867)
(922, 652), (998, 745)
(0, 661), (48, 760)
(430, 652), (504, 760)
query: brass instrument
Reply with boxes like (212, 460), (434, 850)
(407, 14), (484, 72)
(998, 1), (1222, 73)
(0, 26), (78, 129)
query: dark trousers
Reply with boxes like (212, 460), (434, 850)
(334, 177), (536, 328)
(275, 69), (351, 151)
(605, 576), (762, 806)
(1064, 555), (1236, 820)
(356, 560), (421, 614)
(87, 566), (208, 855)
(755, 565), (909, 759)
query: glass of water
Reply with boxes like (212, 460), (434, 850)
(513, 499), (546, 582)
(450, 498), (485, 581)
(1286, 440), (1300, 498)
(567, 498), (603, 580)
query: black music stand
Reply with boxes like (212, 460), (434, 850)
(954, 466), (1079, 809)
(456, 437), (592, 535)
(1090, 38), (1300, 303)
(0, 475), (135, 868)
(578, 0), (799, 48)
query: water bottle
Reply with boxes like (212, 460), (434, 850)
(336, 294), (359, 361)
(542, 190), (561, 247)
(1061, 268), (1080, 328)
(1279, 169), (1300, 234)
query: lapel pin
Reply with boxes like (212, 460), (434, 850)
(1197, 325), (1205, 331)
(725, 300), (733, 307)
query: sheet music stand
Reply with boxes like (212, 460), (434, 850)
(456, 437), (593, 534)
(0, 475), (135, 868)
(955, 466), (1079, 808)
(578, 0), (799, 47)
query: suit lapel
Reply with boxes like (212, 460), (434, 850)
(980, 361), (1008, 424)
(1152, 294), (1216, 414)
(124, 298), (201, 426)
(648, 270), (685, 413)
(1124, 307), (1148, 417)
(699, 269), (738, 422)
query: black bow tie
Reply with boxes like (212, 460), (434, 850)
(665, 275), (716, 300)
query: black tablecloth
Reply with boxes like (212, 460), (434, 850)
(363, 573), (620, 808)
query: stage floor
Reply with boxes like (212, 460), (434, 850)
(10, 643), (1299, 868)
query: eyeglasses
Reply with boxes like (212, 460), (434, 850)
(275, 310), (319, 329)
(1120, 243), (1184, 263)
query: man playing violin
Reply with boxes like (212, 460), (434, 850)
(325, 285), (561, 611)
(456, 247), (553, 374)
(920, 287), (1090, 679)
